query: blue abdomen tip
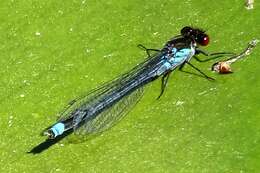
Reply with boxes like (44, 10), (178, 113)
(51, 123), (65, 137)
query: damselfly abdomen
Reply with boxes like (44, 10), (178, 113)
(43, 26), (231, 139)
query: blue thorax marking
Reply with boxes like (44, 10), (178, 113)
(156, 46), (195, 76)
(169, 48), (192, 64)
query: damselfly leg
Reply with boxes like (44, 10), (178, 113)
(138, 44), (174, 99)
(194, 49), (236, 62)
(157, 72), (171, 100)
(179, 61), (215, 80)
(137, 44), (161, 58)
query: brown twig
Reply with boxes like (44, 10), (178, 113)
(212, 39), (259, 74)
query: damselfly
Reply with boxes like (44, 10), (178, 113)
(43, 26), (234, 139)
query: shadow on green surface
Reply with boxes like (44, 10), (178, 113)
(27, 129), (73, 154)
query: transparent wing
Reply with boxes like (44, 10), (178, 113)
(57, 51), (164, 124)
(75, 87), (144, 135)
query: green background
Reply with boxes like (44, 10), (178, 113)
(0, 0), (259, 172)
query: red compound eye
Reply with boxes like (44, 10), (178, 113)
(202, 35), (209, 46)
(198, 34), (209, 46)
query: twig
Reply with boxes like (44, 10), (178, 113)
(212, 39), (259, 74)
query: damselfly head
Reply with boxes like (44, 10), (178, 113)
(181, 26), (209, 46)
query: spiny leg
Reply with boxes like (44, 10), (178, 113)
(179, 61), (214, 80)
(196, 49), (236, 56)
(186, 61), (214, 80)
(157, 72), (171, 100)
(137, 44), (161, 58)
(194, 49), (236, 62)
